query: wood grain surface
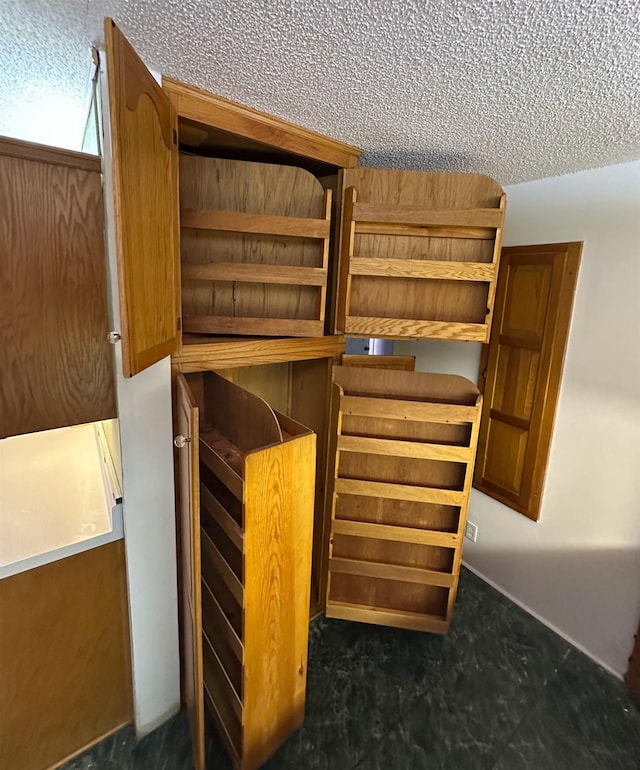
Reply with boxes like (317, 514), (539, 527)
(0, 143), (115, 437)
(325, 365), (482, 632)
(203, 371), (282, 454)
(0, 542), (132, 770)
(210, 358), (335, 616)
(474, 242), (581, 521)
(180, 372), (316, 769)
(180, 155), (330, 336)
(163, 77), (361, 169)
(342, 354), (416, 371)
(243, 432), (315, 770)
(0, 136), (100, 172)
(340, 169), (505, 341)
(105, 18), (180, 377)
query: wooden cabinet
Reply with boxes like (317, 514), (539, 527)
(0, 542), (132, 770)
(0, 137), (116, 438)
(176, 371), (315, 770)
(103, 19), (506, 381)
(99, 18), (508, 770)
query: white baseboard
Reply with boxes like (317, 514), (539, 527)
(461, 560), (623, 681)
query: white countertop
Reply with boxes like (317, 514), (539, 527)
(0, 421), (124, 580)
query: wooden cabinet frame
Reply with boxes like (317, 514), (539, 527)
(99, 19), (510, 770)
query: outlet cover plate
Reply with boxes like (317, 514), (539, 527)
(465, 521), (478, 542)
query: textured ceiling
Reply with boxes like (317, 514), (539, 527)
(1, 0), (639, 183)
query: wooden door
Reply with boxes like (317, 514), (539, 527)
(175, 375), (205, 770)
(104, 18), (180, 377)
(474, 242), (581, 520)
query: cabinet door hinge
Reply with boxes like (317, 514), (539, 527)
(176, 317), (181, 331)
(172, 128), (178, 146)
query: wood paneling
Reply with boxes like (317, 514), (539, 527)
(173, 334), (344, 373)
(105, 18), (180, 377)
(0, 136), (100, 172)
(474, 242), (582, 520)
(163, 78), (361, 169)
(0, 541), (132, 770)
(243, 432), (315, 770)
(0, 140), (115, 438)
(175, 375), (206, 770)
(338, 168), (506, 341)
(342, 354), (416, 371)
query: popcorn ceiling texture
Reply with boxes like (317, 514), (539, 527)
(1, 0), (639, 183)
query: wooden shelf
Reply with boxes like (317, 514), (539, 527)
(179, 371), (316, 770)
(339, 168), (506, 343)
(173, 334), (345, 372)
(325, 365), (482, 633)
(180, 156), (332, 339)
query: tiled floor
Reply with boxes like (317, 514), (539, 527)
(63, 568), (640, 769)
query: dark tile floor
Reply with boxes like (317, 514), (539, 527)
(63, 568), (640, 769)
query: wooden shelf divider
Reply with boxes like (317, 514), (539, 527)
(180, 371), (316, 770)
(181, 208), (331, 239)
(182, 262), (328, 286)
(345, 316), (489, 341)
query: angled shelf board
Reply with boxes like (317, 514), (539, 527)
(177, 371), (316, 770)
(325, 366), (482, 633)
(338, 168), (506, 343)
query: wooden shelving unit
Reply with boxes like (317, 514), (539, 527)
(177, 372), (316, 770)
(180, 156), (332, 338)
(101, 27), (513, 767)
(339, 168), (506, 343)
(325, 365), (482, 633)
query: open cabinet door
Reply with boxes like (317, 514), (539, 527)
(175, 375), (205, 770)
(336, 167), (505, 342)
(104, 18), (180, 377)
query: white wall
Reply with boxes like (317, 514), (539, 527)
(99, 62), (181, 734)
(397, 160), (640, 677)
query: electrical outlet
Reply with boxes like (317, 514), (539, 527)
(465, 521), (478, 542)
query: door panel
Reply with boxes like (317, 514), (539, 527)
(474, 243), (581, 520)
(104, 18), (180, 377)
(492, 347), (540, 421)
(175, 375), (205, 770)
